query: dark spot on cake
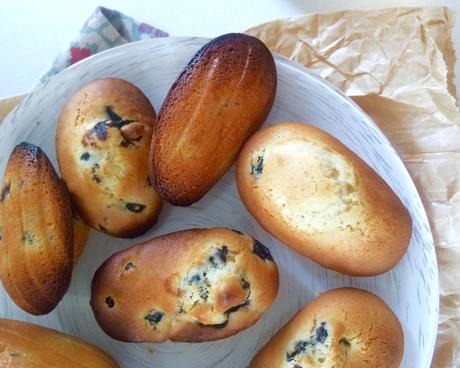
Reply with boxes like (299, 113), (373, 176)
(92, 175), (102, 183)
(316, 322), (328, 343)
(225, 299), (250, 314)
(144, 310), (164, 326)
(1, 182), (10, 202)
(218, 245), (228, 262)
(105, 296), (115, 308)
(15, 142), (41, 156)
(120, 135), (142, 148)
(126, 202), (146, 213)
(106, 106), (122, 122)
(17, 180), (24, 189)
(188, 273), (201, 284)
(80, 152), (91, 161)
(147, 176), (152, 186)
(125, 262), (135, 270)
(198, 285), (209, 300)
(253, 240), (274, 262)
(230, 229), (243, 235)
(91, 163), (102, 183)
(22, 231), (35, 245)
(287, 341), (309, 362)
(339, 337), (351, 347)
(88, 121), (108, 140)
(209, 246), (229, 267)
(105, 106), (135, 129)
(241, 278), (250, 290)
(209, 256), (217, 267)
(286, 322), (329, 362)
(99, 224), (108, 233)
(250, 153), (264, 179)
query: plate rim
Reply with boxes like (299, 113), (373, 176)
(2, 36), (439, 367)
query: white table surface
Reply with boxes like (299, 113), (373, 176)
(2, 0), (460, 100)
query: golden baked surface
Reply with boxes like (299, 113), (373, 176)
(250, 288), (404, 368)
(72, 211), (89, 265)
(91, 228), (279, 342)
(151, 33), (277, 206)
(56, 77), (162, 238)
(236, 122), (412, 276)
(0, 143), (73, 315)
(0, 318), (119, 367)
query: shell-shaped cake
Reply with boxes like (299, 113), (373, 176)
(237, 122), (412, 276)
(91, 228), (279, 342)
(0, 142), (73, 315)
(151, 33), (277, 206)
(0, 318), (120, 367)
(56, 78), (162, 238)
(250, 288), (404, 368)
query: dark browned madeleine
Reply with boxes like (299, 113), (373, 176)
(151, 33), (277, 206)
(0, 319), (120, 367)
(0, 142), (73, 315)
(56, 78), (162, 238)
(91, 228), (279, 342)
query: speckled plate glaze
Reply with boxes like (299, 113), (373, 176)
(0, 38), (437, 368)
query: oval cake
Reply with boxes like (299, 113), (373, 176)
(0, 318), (119, 367)
(90, 227), (279, 342)
(250, 287), (404, 368)
(56, 77), (162, 238)
(151, 33), (277, 206)
(236, 122), (412, 276)
(0, 142), (73, 315)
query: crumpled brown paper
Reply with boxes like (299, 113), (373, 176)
(246, 7), (459, 367)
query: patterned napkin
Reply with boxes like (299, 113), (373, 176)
(39, 6), (168, 84)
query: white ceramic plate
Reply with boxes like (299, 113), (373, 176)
(0, 38), (437, 368)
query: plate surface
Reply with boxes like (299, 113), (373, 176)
(0, 37), (437, 368)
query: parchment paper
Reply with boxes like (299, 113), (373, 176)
(246, 7), (459, 367)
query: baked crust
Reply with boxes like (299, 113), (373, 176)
(151, 33), (277, 206)
(56, 78), (162, 238)
(236, 122), (412, 276)
(0, 143), (73, 315)
(250, 288), (404, 368)
(0, 318), (119, 367)
(90, 227), (279, 342)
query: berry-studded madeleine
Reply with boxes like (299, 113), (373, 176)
(56, 78), (162, 238)
(91, 228), (279, 342)
(250, 288), (404, 368)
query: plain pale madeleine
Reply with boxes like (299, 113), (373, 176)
(236, 122), (412, 276)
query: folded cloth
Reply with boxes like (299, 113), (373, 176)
(40, 6), (168, 83)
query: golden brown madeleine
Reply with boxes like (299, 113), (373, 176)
(56, 78), (162, 238)
(250, 288), (404, 368)
(0, 143), (73, 315)
(236, 122), (412, 276)
(0, 318), (120, 367)
(72, 210), (89, 265)
(151, 33), (277, 206)
(91, 228), (279, 342)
